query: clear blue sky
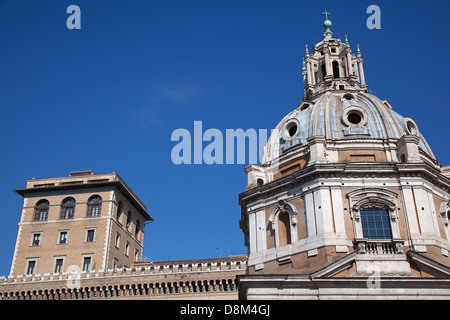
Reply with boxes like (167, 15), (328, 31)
(0, 0), (448, 276)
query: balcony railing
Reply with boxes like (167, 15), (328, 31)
(354, 238), (404, 255)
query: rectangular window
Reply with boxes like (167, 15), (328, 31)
(86, 229), (95, 242)
(34, 209), (48, 221)
(360, 209), (392, 240)
(27, 260), (36, 275)
(125, 242), (130, 256)
(32, 233), (41, 246)
(55, 259), (64, 273)
(83, 257), (91, 272)
(59, 231), (68, 244)
(115, 233), (120, 248)
(61, 206), (75, 219)
(113, 258), (119, 269)
(87, 204), (101, 217)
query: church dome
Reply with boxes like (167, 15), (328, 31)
(262, 90), (436, 165)
(249, 26), (442, 187)
(240, 15), (450, 298)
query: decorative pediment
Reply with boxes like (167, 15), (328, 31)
(347, 188), (398, 220)
(268, 200), (298, 231)
(439, 200), (450, 226)
(407, 251), (450, 278)
(311, 250), (450, 279)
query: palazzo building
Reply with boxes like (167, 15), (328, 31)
(9, 170), (152, 276)
(0, 170), (246, 300)
(238, 17), (450, 299)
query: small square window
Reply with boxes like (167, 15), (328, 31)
(59, 231), (68, 244)
(27, 260), (36, 275)
(83, 257), (91, 272)
(32, 233), (41, 246)
(86, 229), (95, 242)
(55, 259), (64, 273)
(115, 233), (121, 248)
(125, 242), (130, 256)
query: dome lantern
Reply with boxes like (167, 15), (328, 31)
(322, 9), (333, 40)
(302, 18), (367, 100)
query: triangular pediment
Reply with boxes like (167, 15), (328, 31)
(407, 251), (450, 278)
(310, 251), (357, 278)
(310, 250), (450, 279)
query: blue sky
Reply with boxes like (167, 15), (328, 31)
(0, 0), (448, 276)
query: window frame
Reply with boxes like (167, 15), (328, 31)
(360, 208), (393, 240)
(60, 197), (76, 219)
(125, 241), (130, 257)
(31, 233), (41, 246)
(115, 232), (121, 249)
(135, 220), (141, 240)
(86, 229), (95, 243)
(116, 201), (123, 224)
(126, 211), (133, 231)
(347, 188), (401, 241)
(26, 260), (37, 275)
(268, 200), (298, 248)
(87, 195), (102, 217)
(58, 230), (68, 244)
(82, 256), (92, 272)
(54, 258), (64, 273)
(34, 199), (49, 222)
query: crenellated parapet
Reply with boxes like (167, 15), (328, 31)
(0, 256), (246, 300)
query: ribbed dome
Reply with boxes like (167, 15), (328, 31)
(262, 91), (435, 165)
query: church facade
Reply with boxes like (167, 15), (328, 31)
(237, 17), (450, 299)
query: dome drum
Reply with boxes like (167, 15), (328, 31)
(257, 89), (437, 188)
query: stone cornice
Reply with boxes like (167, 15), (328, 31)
(239, 162), (450, 207)
(15, 181), (152, 221)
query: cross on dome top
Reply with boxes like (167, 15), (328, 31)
(322, 9), (332, 39)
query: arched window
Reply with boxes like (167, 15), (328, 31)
(400, 154), (406, 163)
(61, 197), (76, 219)
(332, 60), (340, 78)
(116, 201), (123, 223)
(360, 208), (392, 239)
(321, 63), (326, 81)
(87, 195), (102, 217)
(126, 211), (133, 230)
(278, 212), (292, 247)
(135, 220), (141, 240)
(268, 200), (298, 248)
(347, 188), (401, 241)
(34, 200), (49, 221)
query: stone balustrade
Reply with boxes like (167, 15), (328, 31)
(0, 257), (247, 300)
(354, 238), (404, 255)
